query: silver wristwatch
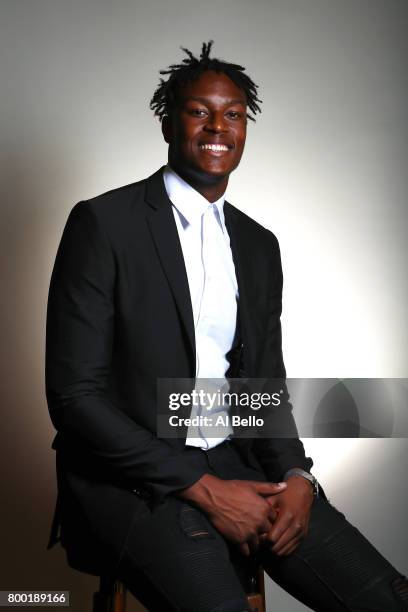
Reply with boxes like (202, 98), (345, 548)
(283, 468), (319, 497)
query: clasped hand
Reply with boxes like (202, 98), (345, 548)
(179, 474), (314, 557)
(261, 476), (314, 556)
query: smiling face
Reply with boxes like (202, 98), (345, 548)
(162, 70), (247, 192)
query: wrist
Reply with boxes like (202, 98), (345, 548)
(283, 468), (319, 497)
(177, 473), (220, 512)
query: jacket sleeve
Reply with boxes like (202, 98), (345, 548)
(45, 202), (208, 503)
(252, 232), (313, 480)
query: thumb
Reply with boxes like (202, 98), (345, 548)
(252, 481), (287, 496)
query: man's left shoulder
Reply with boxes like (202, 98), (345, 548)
(225, 201), (280, 250)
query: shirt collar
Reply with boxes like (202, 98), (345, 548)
(163, 164), (226, 227)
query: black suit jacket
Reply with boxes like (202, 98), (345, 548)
(45, 166), (312, 575)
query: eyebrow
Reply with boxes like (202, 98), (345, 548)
(185, 95), (246, 106)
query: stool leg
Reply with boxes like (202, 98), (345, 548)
(247, 592), (265, 612)
(112, 580), (127, 612)
(93, 578), (127, 612)
(246, 567), (266, 612)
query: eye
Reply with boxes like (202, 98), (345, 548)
(226, 111), (243, 120)
(190, 109), (207, 117)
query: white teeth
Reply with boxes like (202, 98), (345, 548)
(199, 144), (229, 151)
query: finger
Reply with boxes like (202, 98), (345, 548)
(267, 514), (292, 547)
(240, 542), (250, 556)
(253, 481), (287, 496)
(274, 523), (306, 556)
(272, 523), (304, 554)
(275, 538), (300, 557)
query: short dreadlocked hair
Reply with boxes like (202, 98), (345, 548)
(150, 40), (262, 122)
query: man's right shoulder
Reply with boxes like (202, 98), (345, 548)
(77, 174), (150, 217)
(65, 167), (164, 236)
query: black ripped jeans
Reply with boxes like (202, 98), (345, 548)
(117, 442), (408, 612)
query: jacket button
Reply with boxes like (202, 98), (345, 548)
(133, 487), (151, 500)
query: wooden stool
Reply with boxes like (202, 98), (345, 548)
(93, 566), (265, 612)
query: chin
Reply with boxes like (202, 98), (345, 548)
(198, 163), (235, 179)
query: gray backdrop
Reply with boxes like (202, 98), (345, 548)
(1, 1), (407, 610)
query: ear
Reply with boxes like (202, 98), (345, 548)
(161, 115), (172, 144)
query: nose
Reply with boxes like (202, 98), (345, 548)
(203, 112), (228, 133)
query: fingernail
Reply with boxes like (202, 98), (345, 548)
(278, 482), (287, 487)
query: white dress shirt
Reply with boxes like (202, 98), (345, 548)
(163, 164), (239, 449)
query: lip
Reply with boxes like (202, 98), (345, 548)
(199, 149), (232, 156)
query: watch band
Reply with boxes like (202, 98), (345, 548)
(283, 468), (319, 497)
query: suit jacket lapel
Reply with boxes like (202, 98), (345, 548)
(144, 167), (196, 369)
(143, 168), (257, 378)
(224, 201), (256, 376)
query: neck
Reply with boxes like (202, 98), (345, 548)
(169, 163), (228, 203)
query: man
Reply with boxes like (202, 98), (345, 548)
(46, 42), (407, 611)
